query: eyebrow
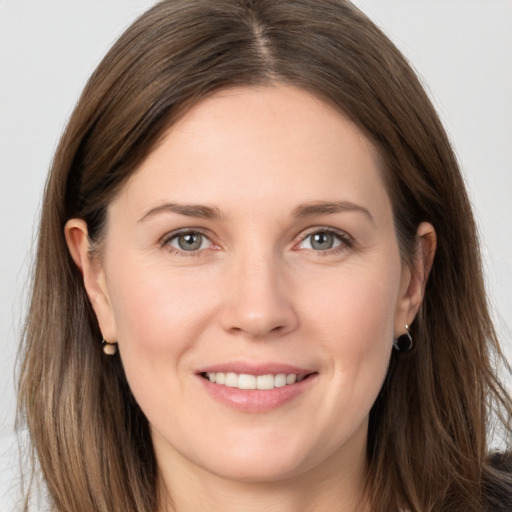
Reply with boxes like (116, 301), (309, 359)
(138, 202), (223, 222)
(138, 200), (374, 224)
(292, 201), (375, 224)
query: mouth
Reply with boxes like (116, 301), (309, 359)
(196, 363), (319, 412)
(199, 371), (316, 391)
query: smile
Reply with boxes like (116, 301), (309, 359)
(202, 372), (306, 390)
(198, 370), (317, 412)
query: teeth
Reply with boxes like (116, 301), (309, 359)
(238, 374), (256, 389)
(205, 372), (306, 390)
(286, 374), (297, 384)
(274, 373), (287, 388)
(225, 372), (238, 387)
(256, 374), (274, 390)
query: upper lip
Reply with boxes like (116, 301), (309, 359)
(196, 362), (316, 377)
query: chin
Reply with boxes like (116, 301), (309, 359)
(188, 427), (341, 484)
(199, 452), (314, 484)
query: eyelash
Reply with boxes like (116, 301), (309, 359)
(295, 227), (354, 256)
(160, 227), (354, 256)
(160, 229), (215, 256)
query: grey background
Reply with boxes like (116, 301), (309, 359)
(1, 1), (511, 509)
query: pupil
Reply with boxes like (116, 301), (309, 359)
(312, 232), (333, 250)
(178, 233), (202, 251)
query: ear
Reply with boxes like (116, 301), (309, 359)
(394, 222), (437, 335)
(64, 219), (118, 342)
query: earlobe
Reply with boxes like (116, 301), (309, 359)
(64, 219), (118, 342)
(395, 222), (437, 332)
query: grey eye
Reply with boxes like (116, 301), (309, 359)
(310, 232), (335, 250)
(299, 231), (343, 251)
(172, 232), (206, 251)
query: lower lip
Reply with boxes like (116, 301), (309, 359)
(198, 374), (317, 413)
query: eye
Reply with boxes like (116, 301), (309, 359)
(297, 229), (349, 252)
(165, 231), (213, 252)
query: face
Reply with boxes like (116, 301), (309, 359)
(70, 85), (422, 487)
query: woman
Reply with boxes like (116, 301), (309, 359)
(17, 0), (512, 511)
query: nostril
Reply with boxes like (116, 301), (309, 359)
(218, 274), (299, 338)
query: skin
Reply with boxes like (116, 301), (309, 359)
(66, 85), (436, 512)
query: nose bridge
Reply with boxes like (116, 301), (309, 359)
(220, 244), (298, 338)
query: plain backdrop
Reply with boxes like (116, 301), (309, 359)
(1, 1), (511, 509)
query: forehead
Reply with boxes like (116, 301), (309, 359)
(111, 84), (389, 219)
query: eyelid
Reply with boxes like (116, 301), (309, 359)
(159, 228), (218, 252)
(294, 226), (354, 251)
(158, 226), (353, 255)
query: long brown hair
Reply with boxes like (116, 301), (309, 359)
(18, 1), (512, 510)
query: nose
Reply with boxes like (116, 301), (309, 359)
(219, 250), (299, 340)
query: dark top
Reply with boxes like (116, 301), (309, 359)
(485, 452), (512, 511)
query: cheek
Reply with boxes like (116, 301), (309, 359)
(107, 261), (217, 351)
(304, 260), (400, 415)
(307, 259), (400, 349)
(105, 264), (219, 422)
